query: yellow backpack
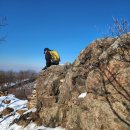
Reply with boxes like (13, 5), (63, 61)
(49, 50), (60, 62)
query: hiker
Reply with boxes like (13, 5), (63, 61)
(42, 48), (60, 70)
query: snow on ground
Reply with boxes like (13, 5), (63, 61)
(0, 94), (65, 130)
(23, 107), (37, 115)
(9, 123), (65, 130)
(78, 92), (87, 98)
(0, 94), (28, 112)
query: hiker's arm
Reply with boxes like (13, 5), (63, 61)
(45, 52), (52, 67)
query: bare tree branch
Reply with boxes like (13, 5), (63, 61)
(109, 17), (130, 37)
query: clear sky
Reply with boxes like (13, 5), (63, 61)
(0, 0), (130, 72)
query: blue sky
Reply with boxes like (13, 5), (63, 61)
(0, 0), (130, 72)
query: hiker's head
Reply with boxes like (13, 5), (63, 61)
(44, 48), (50, 54)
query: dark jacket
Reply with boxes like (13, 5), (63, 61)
(45, 51), (52, 67)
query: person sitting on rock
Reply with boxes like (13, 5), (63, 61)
(42, 48), (60, 70)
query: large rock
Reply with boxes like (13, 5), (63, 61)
(2, 107), (14, 116)
(36, 33), (130, 130)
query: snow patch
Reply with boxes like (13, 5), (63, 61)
(78, 92), (87, 98)
(9, 122), (65, 130)
(23, 107), (37, 115)
(0, 94), (28, 112)
(0, 94), (65, 130)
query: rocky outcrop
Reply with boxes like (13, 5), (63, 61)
(1, 107), (14, 116)
(28, 84), (37, 109)
(2, 99), (11, 104)
(36, 33), (130, 130)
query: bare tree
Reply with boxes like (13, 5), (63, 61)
(16, 70), (37, 83)
(0, 71), (6, 89)
(5, 71), (15, 87)
(0, 69), (37, 91)
(109, 17), (130, 37)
